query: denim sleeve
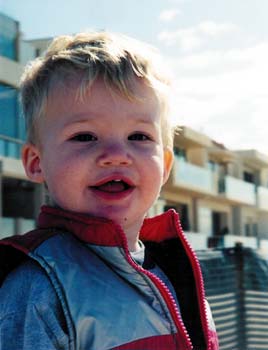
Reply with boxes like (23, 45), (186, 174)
(0, 260), (69, 350)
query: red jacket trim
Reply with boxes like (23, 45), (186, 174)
(38, 205), (181, 247)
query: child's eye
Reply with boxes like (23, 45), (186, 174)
(128, 133), (152, 141)
(70, 133), (97, 142)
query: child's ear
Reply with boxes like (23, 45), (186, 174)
(21, 143), (45, 183)
(162, 147), (174, 185)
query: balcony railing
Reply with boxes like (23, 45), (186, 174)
(173, 157), (216, 194)
(219, 175), (256, 205)
(208, 234), (258, 249)
(1, 217), (16, 238)
(0, 217), (35, 238)
(0, 134), (23, 159)
(186, 231), (210, 250)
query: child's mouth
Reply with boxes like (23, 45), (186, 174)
(91, 180), (132, 193)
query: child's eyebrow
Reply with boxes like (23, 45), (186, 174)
(62, 113), (157, 128)
(64, 118), (94, 127)
(129, 118), (156, 126)
(61, 115), (97, 129)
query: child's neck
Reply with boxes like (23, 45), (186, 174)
(129, 239), (141, 252)
(123, 222), (143, 252)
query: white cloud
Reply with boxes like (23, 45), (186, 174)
(159, 28), (202, 50)
(159, 9), (181, 22)
(158, 20), (239, 51)
(198, 21), (238, 36)
(166, 42), (268, 153)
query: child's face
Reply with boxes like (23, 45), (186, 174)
(22, 78), (173, 236)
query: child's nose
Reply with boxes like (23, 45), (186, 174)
(97, 143), (132, 167)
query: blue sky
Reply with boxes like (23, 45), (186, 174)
(1, 0), (268, 154)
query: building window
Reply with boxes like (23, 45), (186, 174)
(243, 171), (255, 184)
(212, 211), (229, 236)
(245, 223), (251, 237)
(164, 203), (190, 231)
(207, 160), (219, 172)
(253, 223), (258, 236)
(0, 84), (25, 158)
(0, 84), (25, 139)
(174, 147), (186, 160)
(0, 13), (18, 60)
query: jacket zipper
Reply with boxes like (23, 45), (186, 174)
(173, 214), (211, 350)
(113, 211), (212, 350)
(131, 258), (193, 350)
(114, 223), (193, 350)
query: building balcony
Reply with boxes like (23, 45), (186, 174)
(185, 231), (210, 250)
(219, 175), (256, 205)
(0, 56), (23, 87)
(257, 186), (268, 211)
(0, 135), (26, 178)
(173, 157), (216, 194)
(0, 217), (35, 239)
(208, 234), (258, 249)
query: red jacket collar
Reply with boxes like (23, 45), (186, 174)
(38, 206), (182, 247)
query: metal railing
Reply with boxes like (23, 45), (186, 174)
(0, 217), (35, 238)
(197, 246), (268, 350)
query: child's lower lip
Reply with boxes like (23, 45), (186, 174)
(89, 187), (134, 200)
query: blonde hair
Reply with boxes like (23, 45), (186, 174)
(20, 31), (174, 147)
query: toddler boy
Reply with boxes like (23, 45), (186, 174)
(0, 31), (218, 350)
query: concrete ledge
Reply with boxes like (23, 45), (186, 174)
(0, 56), (23, 87)
(0, 156), (27, 179)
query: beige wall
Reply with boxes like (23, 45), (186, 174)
(187, 147), (208, 167)
(0, 56), (22, 87)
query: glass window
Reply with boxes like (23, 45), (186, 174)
(253, 223), (258, 236)
(0, 83), (25, 158)
(243, 171), (255, 184)
(207, 160), (219, 172)
(245, 223), (251, 237)
(174, 146), (186, 160)
(0, 84), (25, 139)
(0, 84), (18, 137)
(0, 139), (5, 156)
(0, 13), (18, 60)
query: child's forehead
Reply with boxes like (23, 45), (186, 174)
(44, 76), (162, 125)
(47, 76), (160, 109)
(50, 74), (156, 97)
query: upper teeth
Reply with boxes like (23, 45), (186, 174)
(114, 179), (122, 182)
